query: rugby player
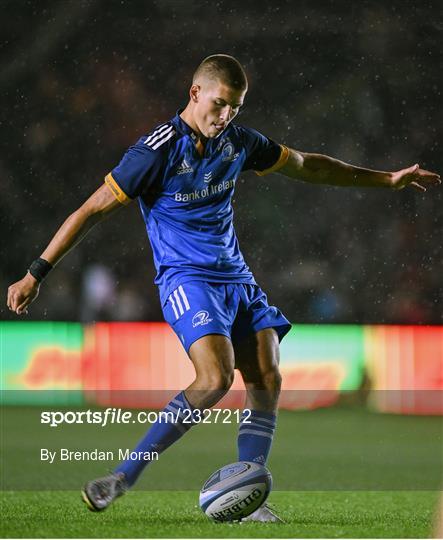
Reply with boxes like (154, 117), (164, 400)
(7, 54), (440, 522)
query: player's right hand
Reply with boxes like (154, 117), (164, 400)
(7, 273), (40, 315)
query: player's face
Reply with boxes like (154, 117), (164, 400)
(192, 81), (246, 138)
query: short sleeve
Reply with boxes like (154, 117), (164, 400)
(104, 136), (165, 204)
(239, 126), (289, 176)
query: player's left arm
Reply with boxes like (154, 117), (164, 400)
(277, 147), (441, 191)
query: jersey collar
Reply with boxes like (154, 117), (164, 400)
(172, 109), (199, 143)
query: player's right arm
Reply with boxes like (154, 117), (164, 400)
(7, 183), (124, 315)
(8, 128), (168, 315)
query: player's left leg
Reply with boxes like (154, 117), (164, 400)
(234, 328), (285, 523)
(230, 281), (291, 523)
(231, 283), (290, 468)
(234, 328), (281, 465)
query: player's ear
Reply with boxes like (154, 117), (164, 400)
(190, 84), (200, 103)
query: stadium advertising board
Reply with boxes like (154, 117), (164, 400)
(2, 322), (442, 413)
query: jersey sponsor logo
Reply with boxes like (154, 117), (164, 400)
(221, 141), (239, 162)
(203, 171), (212, 183)
(174, 178), (235, 202)
(176, 158), (194, 175)
(192, 310), (213, 328)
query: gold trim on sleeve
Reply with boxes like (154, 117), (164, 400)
(254, 144), (290, 176)
(104, 173), (132, 205)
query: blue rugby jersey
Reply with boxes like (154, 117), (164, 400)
(104, 111), (289, 303)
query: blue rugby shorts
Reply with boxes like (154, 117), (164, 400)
(161, 281), (291, 353)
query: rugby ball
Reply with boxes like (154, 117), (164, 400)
(199, 461), (272, 522)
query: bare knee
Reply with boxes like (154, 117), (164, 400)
(187, 365), (234, 409)
(187, 335), (235, 408)
(198, 367), (234, 392)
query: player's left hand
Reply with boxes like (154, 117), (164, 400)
(390, 164), (441, 192)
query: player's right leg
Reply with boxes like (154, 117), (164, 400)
(82, 334), (236, 511)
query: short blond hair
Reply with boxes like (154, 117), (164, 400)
(193, 54), (248, 90)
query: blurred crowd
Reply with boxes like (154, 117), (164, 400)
(1, 0), (441, 324)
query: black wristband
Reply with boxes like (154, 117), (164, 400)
(28, 258), (53, 283)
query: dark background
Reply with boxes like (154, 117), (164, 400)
(1, 0), (441, 323)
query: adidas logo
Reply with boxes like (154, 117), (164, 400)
(176, 158), (193, 175)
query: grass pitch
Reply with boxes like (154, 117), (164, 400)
(1, 490), (439, 538)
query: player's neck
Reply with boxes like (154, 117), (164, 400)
(180, 105), (205, 142)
